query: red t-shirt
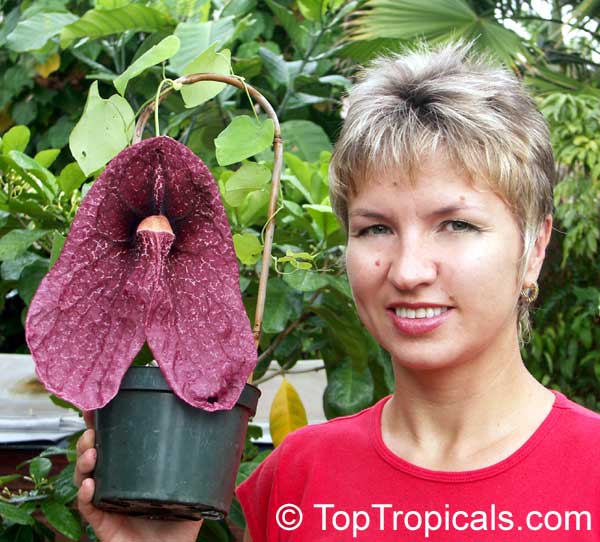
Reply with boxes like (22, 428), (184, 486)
(236, 389), (600, 542)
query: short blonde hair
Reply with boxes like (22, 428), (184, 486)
(329, 41), (555, 343)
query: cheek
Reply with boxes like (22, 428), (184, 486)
(345, 248), (383, 298)
(445, 239), (521, 303)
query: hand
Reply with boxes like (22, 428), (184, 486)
(74, 411), (203, 542)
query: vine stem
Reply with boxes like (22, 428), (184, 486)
(254, 363), (325, 386)
(154, 79), (174, 137)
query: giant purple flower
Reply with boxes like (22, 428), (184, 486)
(25, 136), (257, 411)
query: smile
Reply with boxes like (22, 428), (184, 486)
(395, 307), (449, 319)
(387, 307), (452, 336)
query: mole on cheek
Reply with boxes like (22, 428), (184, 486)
(375, 260), (381, 267)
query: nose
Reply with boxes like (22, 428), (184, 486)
(386, 236), (438, 291)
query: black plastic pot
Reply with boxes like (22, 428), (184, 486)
(93, 366), (260, 521)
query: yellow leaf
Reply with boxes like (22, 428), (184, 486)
(35, 53), (60, 78)
(269, 379), (308, 447)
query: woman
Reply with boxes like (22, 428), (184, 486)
(74, 42), (600, 542)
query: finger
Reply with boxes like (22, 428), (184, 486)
(76, 429), (95, 458)
(74, 447), (97, 487)
(77, 478), (104, 527)
(83, 410), (94, 429)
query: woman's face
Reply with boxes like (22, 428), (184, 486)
(345, 152), (548, 371)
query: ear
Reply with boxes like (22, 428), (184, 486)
(523, 214), (553, 284)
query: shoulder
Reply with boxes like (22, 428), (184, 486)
(553, 390), (600, 443)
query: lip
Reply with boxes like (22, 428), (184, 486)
(387, 307), (452, 336)
(387, 302), (451, 309)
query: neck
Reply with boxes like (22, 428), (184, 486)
(384, 335), (551, 461)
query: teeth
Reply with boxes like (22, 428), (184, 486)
(395, 306), (448, 319)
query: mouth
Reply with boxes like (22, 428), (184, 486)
(387, 306), (453, 336)
(393, 306), (449, 319)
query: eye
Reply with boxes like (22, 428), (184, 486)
(440, 220), (480, 233)
(356, 224), (391, 237)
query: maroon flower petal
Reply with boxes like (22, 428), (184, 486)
(140, 138), (256, 410)
(25, 171), (150, 410)
(26, 136), (257, 411)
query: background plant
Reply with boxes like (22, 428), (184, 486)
(0, 0), (598, 540)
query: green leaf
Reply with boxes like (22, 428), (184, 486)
(18, 260), (49, 305)
(0, 252), (44, 281)
(40, 501), (80, 540)
(264, 0), (309, 52)
(298, 0), (325, 20)
(350, 0), (523, 65)
(215, 116), (274, 166)
(283, 269), (329, 292)
(258, 46), (288, 86)
(57, 162), (86, 196)
(0, 474), (21, 485)
(281, 120), (331, 162)
(0, 230), (48, 260)
(2, 126), (30, 154)
(263, 278), (294, 333)
(29, 457), (52, 481)
(323, 363), (374, 418)
(224, 162), (271, 207)
(7, 12), (77, 52)
(95, 0), (132, 9)
(114, 35), (180, 95)
(233, 233), (262, 265)
(3, 198), (63, 228)
(50, 232), (66, 267)
(0, 501), (34, 526)
(60, 5), (173, 49)
(239, 188), (269, 225)
(180, 44), (231, 107)
(169, 19), (235, 74)
(69, 81), (135, 176)
(33, 149), (60, 168)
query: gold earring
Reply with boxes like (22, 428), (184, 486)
(520, 282), (539, 304)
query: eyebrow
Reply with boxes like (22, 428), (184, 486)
(348, 204), (479, 220)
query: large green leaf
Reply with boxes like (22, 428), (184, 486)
(283, 269), (329, 292)
(0, 501), (34, 526)
(224, 162), (270, 207)
(333, 38), (403, 62)
(69, 81), (135, 176)
(350, 0), (524, 65)
(29, 457), (52, 481)
(114, 35), (180, 95)
(264, 0), (309, 52)
(180, 44), (231, 107)
(57, 162), (86, 197)
(169, 19), (235, 74)
(60, 5), (173, 48)
(233, 232), (262, 265)
(40, 501), (81, 541)
(263, 278), (299, 334)
(281, 120), (331, 162)
(1, 125), (30, 154)
(18, 260), (49, 305)
(215, 116), (274, 166)
(323, 362), (374, 418)
(0, 230), (49, 260)
(7, 12), (77, 52)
